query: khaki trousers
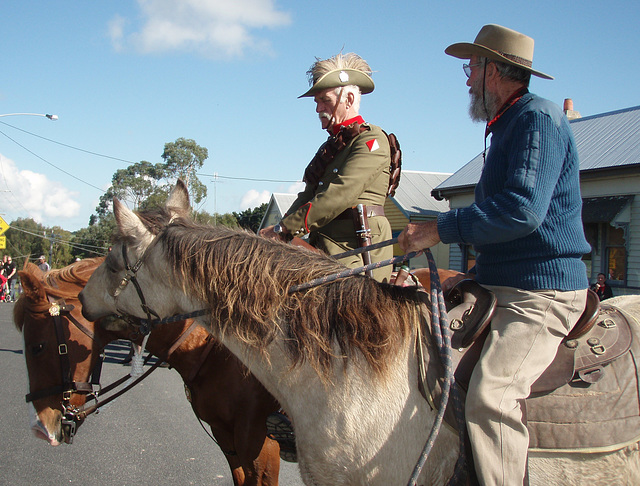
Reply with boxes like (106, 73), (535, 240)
(466, 286), (587, 486)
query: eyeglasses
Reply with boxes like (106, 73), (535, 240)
(463, 62), (484, 78)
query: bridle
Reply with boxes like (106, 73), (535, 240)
(25, 298), (106, 443)
(25, 286), (204, 444)
(113, 243), (161, 325)
(113, 240), (209, 335)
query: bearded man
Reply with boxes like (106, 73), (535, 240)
(399, 25), (590, 484)
(261, 52), (394, 282)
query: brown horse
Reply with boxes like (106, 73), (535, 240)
(15, 258), (281, 486)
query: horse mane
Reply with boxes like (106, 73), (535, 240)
(133, 211), (428, 381)
(14, 257), (104, 332)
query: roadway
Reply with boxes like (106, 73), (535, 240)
(0, 302), (305, 485)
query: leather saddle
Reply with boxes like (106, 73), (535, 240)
(444, 283), (633, 394)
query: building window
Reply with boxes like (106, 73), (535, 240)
(606, 225), (627, 284)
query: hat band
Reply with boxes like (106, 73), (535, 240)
(499, 51), (532, 68)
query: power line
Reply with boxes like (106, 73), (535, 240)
(1, 120), (302, 184)
(0, 120), (136, 164)
(197, 172), (300, 183)
(7, 224), (109, 256)
(0, 128), (106, 192)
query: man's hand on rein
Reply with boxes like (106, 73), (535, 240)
(398, 221), (441, 253)
(259, 224), (290, 243)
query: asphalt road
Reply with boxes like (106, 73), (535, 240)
(1, 302), (305, 486)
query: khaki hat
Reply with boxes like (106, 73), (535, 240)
(298, 68), (375, 98)
(445, 24), (553, 80)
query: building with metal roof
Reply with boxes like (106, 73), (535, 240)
(259, 193), (298, 230)
(384, 170), (452, 268)
(432, 104), (640, 295)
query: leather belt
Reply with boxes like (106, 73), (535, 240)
(335, 205), (385, 220)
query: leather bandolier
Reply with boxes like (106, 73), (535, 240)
(301, 121), (402, 272)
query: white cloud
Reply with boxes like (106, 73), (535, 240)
(0, 155), (81, 224)
(287, 182), (304, 194)
(108, 15), (127, 51)
(110, 0), (291, 58)
(240, 189), (270, 209)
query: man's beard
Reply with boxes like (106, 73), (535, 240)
(468, 78), (500, 123)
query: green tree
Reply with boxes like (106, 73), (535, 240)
(92, 138), (210, 226)
(95, 161), (168, 221)
(48, 226), (74, 268)
(193, 210), (238, 228)
(70, 214), (115, 260)
(5, 218), (49, 270)
(162, 138), (208, 206)
(233, 203), (268, 233)
(4, 219), (75, 269)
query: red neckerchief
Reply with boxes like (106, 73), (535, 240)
(331, 115), (365, 135)
(485, 87), (529, 137)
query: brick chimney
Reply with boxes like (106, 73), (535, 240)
(563, 98), (581, 120)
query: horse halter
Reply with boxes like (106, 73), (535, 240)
(113, 243), (160, 326)
(25, 298), (105, 444)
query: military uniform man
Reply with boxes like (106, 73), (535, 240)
(261, 52), (394, 282)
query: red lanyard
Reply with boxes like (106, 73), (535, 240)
(483, 88), (528, 161)
(485, 87), (529, 137)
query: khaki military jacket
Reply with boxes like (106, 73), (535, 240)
(282, 119), (392, 281)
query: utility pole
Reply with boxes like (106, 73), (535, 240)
(49, 231), (59, 267)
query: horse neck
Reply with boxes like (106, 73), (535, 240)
(140, 321), (211, 377)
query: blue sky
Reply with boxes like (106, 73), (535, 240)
(1, 0), (638, 231)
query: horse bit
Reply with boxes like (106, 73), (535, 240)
(25, 298), (105, 443)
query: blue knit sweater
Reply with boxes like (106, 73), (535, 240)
(437, 92), (590, 290)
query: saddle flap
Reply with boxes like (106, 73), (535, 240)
(531, 303), (633, 394)
(573, 303), (633, 373)
(446, 279), (497, 349)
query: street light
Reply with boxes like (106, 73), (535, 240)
(0, 113), (58, 120)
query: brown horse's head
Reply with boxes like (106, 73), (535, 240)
(14, 257), (119, 445)
(16, 255), (209, 446)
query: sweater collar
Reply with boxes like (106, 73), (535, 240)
(485, 88), (529, 135)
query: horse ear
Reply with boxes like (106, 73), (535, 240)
(18, 268), (47, 302)
(166, 179), (190, 217)
(114, 198), (149, 242)
(98, 315), (131, 332)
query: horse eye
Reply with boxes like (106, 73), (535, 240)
(30, 342), (46, 357)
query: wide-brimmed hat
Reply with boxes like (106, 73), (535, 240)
(445, 24), (553, 80)
(298, 68), (375, 98)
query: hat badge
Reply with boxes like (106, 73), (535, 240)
(339, 71), (349, 83)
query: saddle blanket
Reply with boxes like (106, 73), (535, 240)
(526, 307), (640, 452)
(426, 300), (640, 453)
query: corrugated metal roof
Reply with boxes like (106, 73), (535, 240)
(390, 170), (452, 218)
(572, 105), (640, 170)
(435, 104), (640, 193)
